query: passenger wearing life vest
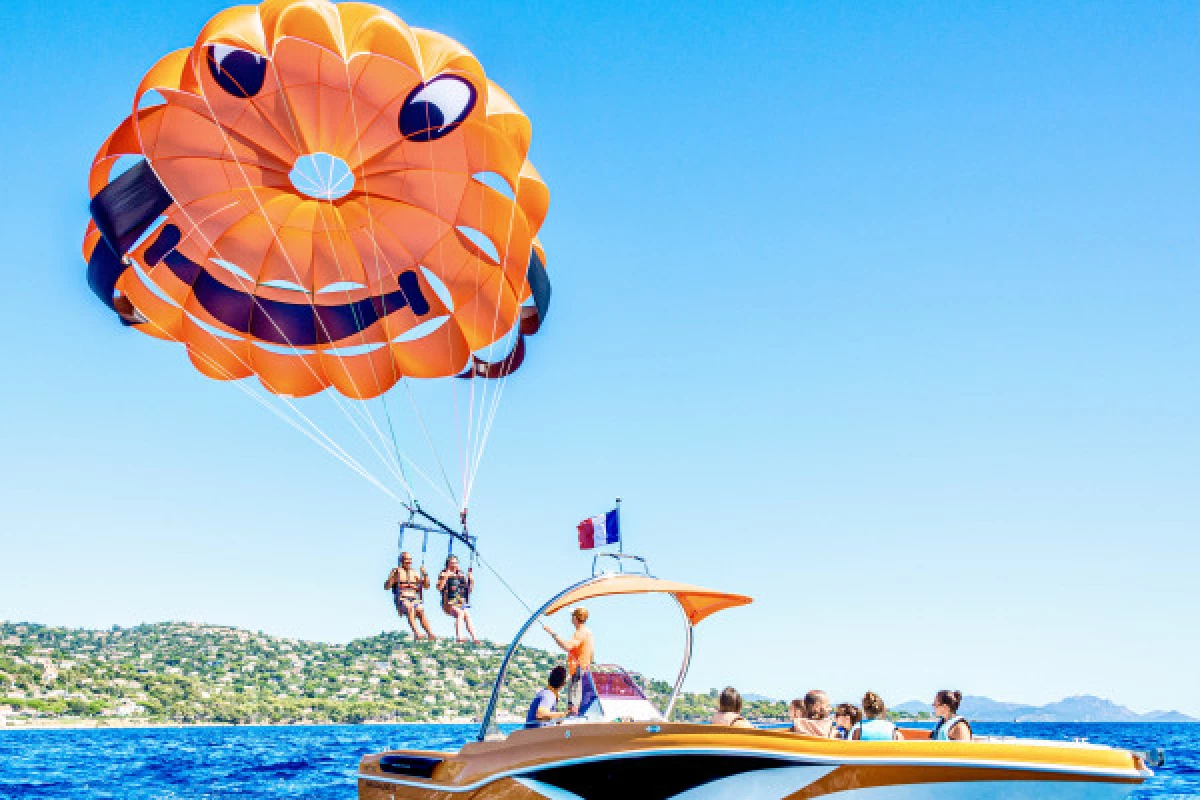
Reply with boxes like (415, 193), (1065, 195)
(832, 703), (862, 739)
(789, 690), (835, 737)
(850, 691), (904, 741)
(931, 689), (973, 741)
(543, 607), (594, 714)
(711, 686), (754, 728)
(437, 555), (478, 644)
(384, 552), (435, 641)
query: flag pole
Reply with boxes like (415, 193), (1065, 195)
(616, 496), (623, 555)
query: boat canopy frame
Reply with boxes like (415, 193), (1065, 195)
(477, 558), (751, 740)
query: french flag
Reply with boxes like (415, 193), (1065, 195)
(577, 509), (620, 550)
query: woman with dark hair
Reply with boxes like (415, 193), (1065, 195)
(931, 690), (973, 741)
(525, 666), (569, 729)
(850, 691), (903, 741)
(437, 555), (478, 643)
(832, 703), (862, 739)
(711, 686), (753, 728)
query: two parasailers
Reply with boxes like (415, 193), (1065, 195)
(385, 552), (479, 643)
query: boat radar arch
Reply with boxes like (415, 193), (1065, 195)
(477, 563), (752, 740)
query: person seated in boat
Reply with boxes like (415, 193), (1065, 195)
(525, 665), (570, 729)
(437, 555), (478, 644)
(384, 552), (435, 641)
(789, 689), (835, 737)
(833, 702), (862, 739)
(931, 689), (973, 741)
(542, 607), (594, 714)
(850, 691), (903, 740)
(711, 686), (754, 728)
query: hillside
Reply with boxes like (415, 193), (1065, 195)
(0, 621), (769, 726)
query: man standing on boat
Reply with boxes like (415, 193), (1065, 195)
(384, 552), (435, 641)
(543, 607), (593, 714)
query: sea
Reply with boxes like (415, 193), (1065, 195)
(0, 722), (1196, 798)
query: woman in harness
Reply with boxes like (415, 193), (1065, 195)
(437, 555), (478, 643)
(931, 689), (973, 741)
(384, 552), (435, 641)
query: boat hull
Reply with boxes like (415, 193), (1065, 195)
(358, 723), (1149, 800)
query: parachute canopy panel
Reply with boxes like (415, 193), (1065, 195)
(543, 575), (753, 625)
(83, 0), (551, 400)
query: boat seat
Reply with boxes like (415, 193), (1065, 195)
(379, 754), (442, 778)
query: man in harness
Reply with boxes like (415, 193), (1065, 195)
(437, 555), (479, 643)
(384, 551), (435, 641)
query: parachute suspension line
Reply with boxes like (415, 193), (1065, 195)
(186, 78), (418, 499)
(421, 527), (429, 570)
(335, 55), (420, 506)
(255, 65), (424, 496)
(379, 395), (414, 504)
(463, 142), (527, 508)
(166, 135), (408, 492)
(336, 55), (467, 513)
(135, 313), (407, 504)
(400, 379), (460, 507)
(454, 373), (467, 507)
(121, 214), (401, 502)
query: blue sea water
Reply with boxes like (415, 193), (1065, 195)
(0, 722), (1196, 798)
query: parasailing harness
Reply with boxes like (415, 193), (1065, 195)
(397, 503), (478, 607)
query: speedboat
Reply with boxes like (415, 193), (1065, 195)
(358, 557), (1155, 799)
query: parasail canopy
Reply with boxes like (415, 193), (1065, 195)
(82, 0), (552, 516)
(543, 574), (753, 626)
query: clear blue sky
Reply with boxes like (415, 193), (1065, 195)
(1, 0), (1197, 716)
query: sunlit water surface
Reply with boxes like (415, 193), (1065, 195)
(1, 722), (1196, 798)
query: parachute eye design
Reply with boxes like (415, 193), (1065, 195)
(399, 75), (476, 142)
(207, 45), (268, 98)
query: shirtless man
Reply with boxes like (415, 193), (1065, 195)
(384, 552), (435, 640)
(543, 607), (594, 714)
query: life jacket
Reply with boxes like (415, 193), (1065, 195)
(392, 568), (422, 598)
(853, 719), (897, 741)
(442, 572), (469, 606)
(932, 715), (970, 740)
(791, 717), (834, 737)
(566, 629), (594, 675)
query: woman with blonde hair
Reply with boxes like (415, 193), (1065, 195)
(850, 691), (903, 741)
(789, 689), (835, 737)
(543, 607), (594, 714)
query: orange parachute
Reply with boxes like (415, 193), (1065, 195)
(84, 0), (550, 401)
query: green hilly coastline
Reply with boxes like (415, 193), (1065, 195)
(0, 621), (772, 727)
(4, 621), (1191, 728)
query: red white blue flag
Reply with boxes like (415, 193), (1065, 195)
(577, 509), (620, 550)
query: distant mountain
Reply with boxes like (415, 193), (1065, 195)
(743, 693), (780, 703)
(894, 694), (1196, 723)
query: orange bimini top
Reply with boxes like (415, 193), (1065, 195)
(542, 574), (752, 627)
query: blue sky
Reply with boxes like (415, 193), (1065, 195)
(1, 0), (1197, 716)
